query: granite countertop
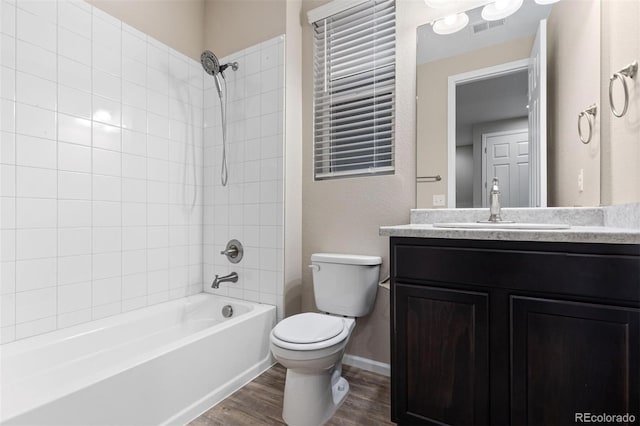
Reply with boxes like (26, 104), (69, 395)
(379, 204), (640, 245)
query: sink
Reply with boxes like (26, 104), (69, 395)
(432, 222), (571, 230)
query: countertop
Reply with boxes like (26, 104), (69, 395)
(379, 204), (640, 245)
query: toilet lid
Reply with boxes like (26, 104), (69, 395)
(273, 313), (345, 344)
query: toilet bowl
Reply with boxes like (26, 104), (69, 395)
(270, 253), (381, 426)
(270, 313), (356, 425)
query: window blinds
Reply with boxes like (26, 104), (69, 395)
(312, 0), (396, 180)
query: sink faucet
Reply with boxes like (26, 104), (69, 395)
(487, 177), (503, 222)
(211, 272), (238, 289)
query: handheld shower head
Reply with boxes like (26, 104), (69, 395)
(201, 50), (223, 97)
(201, 50), (220, 76)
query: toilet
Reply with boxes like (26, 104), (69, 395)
(270, 253), (382, 426)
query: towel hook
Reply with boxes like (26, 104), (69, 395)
(609, 61), (637, 118)
(578, 104), (597, 144)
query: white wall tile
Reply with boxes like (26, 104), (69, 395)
(15, 286), (56, 323)
(58, 281), (91, 313)
(16, 166), (56, 198)
(58, 227), (91, 257)
(1, 293), (15, 326)
(16, 198), (56, 228)
(122, 249), (146, 275)
(1, 2), (16, 38)
(122, 226), (146, 250)
(15, 103), (56, 139)
(15, 257), (56, 291)
(58, 1), (92, 38)
(93, 69), (121, 102)
(15, 135), (56, 169)
(58, 114), (91, 146)
(58, 200), (91, 227)
(92, 96), (121, 127)
(16, 1), (56, 22)
(92, 201), (121, 227)
(16, 8), (56, 53)
(58, 254), (92, 285)
(58, 28), (91, 65)
(92, 252), (121, 280)
(1, 5), (211, 342)
(122, 31), (146, 61)
(1, 131), (15, 165)
(58, 142), (91, 173)
(121, 177), (146, 202)
(122, 57), (146, 86)
(122, 81), (146, 109)
(0, 229), (15, 262)
(92, 175), (121, 201)
(92, 148), (121, 177)
(59, 57), (91, 92)
(16, 71), (56, 110)
(15, 40), (56, 81)
(92, 276), (121, 306)
(58, 85), (91, 119)
(58, 171), (91, 200)
(93, 227), (121, 253)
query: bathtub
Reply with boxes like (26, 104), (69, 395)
(0, 294), (276, 425)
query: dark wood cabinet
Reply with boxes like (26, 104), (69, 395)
(390, 237), (640, 426)
(394, 284), (489, 425)
(511, 296), (640, 426)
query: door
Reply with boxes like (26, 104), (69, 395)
(482, 129), (529, 208)
(393, 283), (489, 425)
(528, 19), (547, 207)
(511, 296), (640, 425)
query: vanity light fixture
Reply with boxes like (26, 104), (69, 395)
(481, 0), (523, 21)
(432, 12), (470, 35)
(533, 0), (560, 4)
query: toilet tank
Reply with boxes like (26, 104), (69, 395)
(311, 253), (382, 317)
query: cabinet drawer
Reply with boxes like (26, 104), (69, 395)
(393, 243), (640, 302)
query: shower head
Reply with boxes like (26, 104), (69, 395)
(201, 50), (220, 76)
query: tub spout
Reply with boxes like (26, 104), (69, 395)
(211, 272), (238, 289)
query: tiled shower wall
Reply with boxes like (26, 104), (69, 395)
(203, 36), (285, 320)
(0, 0), (205, 343)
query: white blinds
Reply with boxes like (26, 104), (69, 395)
(312, 0), (396, 180)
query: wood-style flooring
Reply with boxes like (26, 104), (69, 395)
(189, 364), (394, 426)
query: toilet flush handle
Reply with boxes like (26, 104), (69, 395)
(308, 264), (320, 272)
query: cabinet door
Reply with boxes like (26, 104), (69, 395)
(393, 283), (489, 425)
(511, 296), (640, 425)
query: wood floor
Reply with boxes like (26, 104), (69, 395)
(189, 364), (395, 426)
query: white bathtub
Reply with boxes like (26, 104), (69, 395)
(0, 294), (276, 425)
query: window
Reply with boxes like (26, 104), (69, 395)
(310, 0), (396, 180)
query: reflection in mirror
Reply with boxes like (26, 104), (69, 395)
(417, 0), (552, 208)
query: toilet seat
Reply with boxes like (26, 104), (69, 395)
(271, 314), (354, 351)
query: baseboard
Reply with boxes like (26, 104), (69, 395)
(343, 354), (390, 377)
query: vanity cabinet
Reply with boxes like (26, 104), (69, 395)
(390, 237), (640, 426)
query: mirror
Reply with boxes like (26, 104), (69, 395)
(416, 0), (605, 208)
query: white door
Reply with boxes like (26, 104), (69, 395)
(528, 19), (547, 207)
(482, 129), (530, 208)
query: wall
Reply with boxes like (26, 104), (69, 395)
(300, 0), (429, 364)
(416, 36), (534, 208)
(455, 146), (474, 208)
(0, 0), (204, 343)
(202, 37), (286, 320)
(203, 0), (286, 59)
(547, 0), (600, 207)
(283, 0), (303, 317)
(87, 0), (205, 61)
(600, 0), (640, 205)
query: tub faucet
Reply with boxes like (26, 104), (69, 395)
(211, 272), (238, 289)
